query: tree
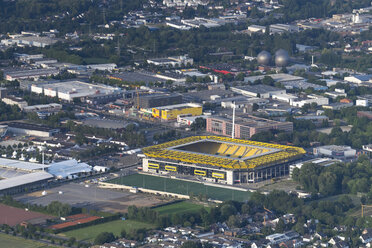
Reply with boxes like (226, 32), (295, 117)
(220, 204), (237, 220)
(227, 215), (240, 228)
(94, 232), (115, 245)
(275, 218), (286, 232)
(67, 237), (76, 247)
(181, 241), (203, 248)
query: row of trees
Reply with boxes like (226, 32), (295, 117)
(0, 102), (23, 121)
(293, 156), (372, 198)
(1, 196), (73, 217)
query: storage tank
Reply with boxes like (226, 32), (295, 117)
(275, 49), (290, 67)
(257, 51), (272, 65)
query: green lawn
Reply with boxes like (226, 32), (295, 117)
(107, 174), (251, 202)
(60, 219), (155, 242)
(153, 201), (207, 216)
(0, 233), (56, 248)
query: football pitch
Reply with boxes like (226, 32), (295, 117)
(107, 174), (251, 202)
(153, 201), (207, 216)
(0, 233), (57, 248)
(61, 219), (155, 242)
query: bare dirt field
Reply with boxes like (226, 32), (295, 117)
(0, 204), (53, 226)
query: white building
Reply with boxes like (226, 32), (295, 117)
(23, 103), (62, 113)
(272, 93), (298, 103)
(147, 55), (193, 67)
(231, 85), (286, 98)
(1, 36), (58, 48)
(31, 80), (121, 102)
(314, 145), (356, 159)
(1, 96), (28, 109)
(247, 25), (266, 33)
(47, 159), (93, 179)
(344, 75), (372, 84)
(290, 94), (329, 108)
(86, 63), (117, 72)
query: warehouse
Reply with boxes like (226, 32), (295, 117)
(4, 69), (59, 81)
(231, 85), (285, 98)
(0, 171), (54, 195)
(314, 145), (356, 159)
(152, 103), (202, 121)
(47, 160), (92, 179)
(6, 122), (60, 137)
(206, 115), (293, 139)
(31, 80), (121, 102)
(136, 93), (182, 109)
(22, 103), (62, 113)
(142, 136), (305, 184)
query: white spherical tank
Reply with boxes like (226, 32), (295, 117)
(257, 51), (272, 65)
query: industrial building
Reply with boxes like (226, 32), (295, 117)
(206, 115), (293, 139)
(47, 160), (92, 179)
(4, 69), (59, 81)
(152, 103), (202, 120)
(31, 80), (121, 102)
(142, 136), (306, 184)
(313, 145), (356, 159)
(22, 103), (62, 113)
(0, 158), (53, 195)
(136, 93), (182, 109)
(1, 36), (58, 48)
(231, 85), (285, 98)
(6, 122), (60, 137)
(109, 72), (166, 84)
(86, 63), (117, 72)
(85, 92), (123, 105)
(0, 171), (53, 195)
(344, 75), (372, 84)
(147, 55), (193, 67)
(1, 96), (28, 109)
(290, 94), (329, 108)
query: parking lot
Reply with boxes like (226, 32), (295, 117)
(15, 182), (170, 213)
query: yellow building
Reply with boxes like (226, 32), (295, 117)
(152, 103), (202, 120)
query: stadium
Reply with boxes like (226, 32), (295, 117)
(142, 136), (306, 185)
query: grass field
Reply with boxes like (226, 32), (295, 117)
(0, 233), (56, 248)
(60, 219), (155, 242)
(107, 174), (251, 202)
(153, 201), (207, 216)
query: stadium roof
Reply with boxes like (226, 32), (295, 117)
(0, 171), (54, 191)
(142, 136), (306, 170)
(0, 158), (49, 171)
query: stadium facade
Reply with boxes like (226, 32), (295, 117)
(142, 136), (306, 185)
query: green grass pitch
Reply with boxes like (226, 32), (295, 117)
(107, 174), (251, 202)
(60, 219), (155, 242)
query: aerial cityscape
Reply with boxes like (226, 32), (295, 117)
(1, 0), (372, 247)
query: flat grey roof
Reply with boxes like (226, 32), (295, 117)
(0, 158), (49, 171)
(111, 72), (165, 83)
(0, 171), (54, 191)
(7, 122), (59, 132)
(5, 69), (59, 77)
(232, 85), (283, 94)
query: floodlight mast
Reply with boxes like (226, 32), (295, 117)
(232, 101), (236, 139)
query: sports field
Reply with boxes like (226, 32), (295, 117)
(107, 174), (251, 202)
(0, 233), (56, 248)
(60, 219), (155, 242)
(153, 201), (207, 216)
